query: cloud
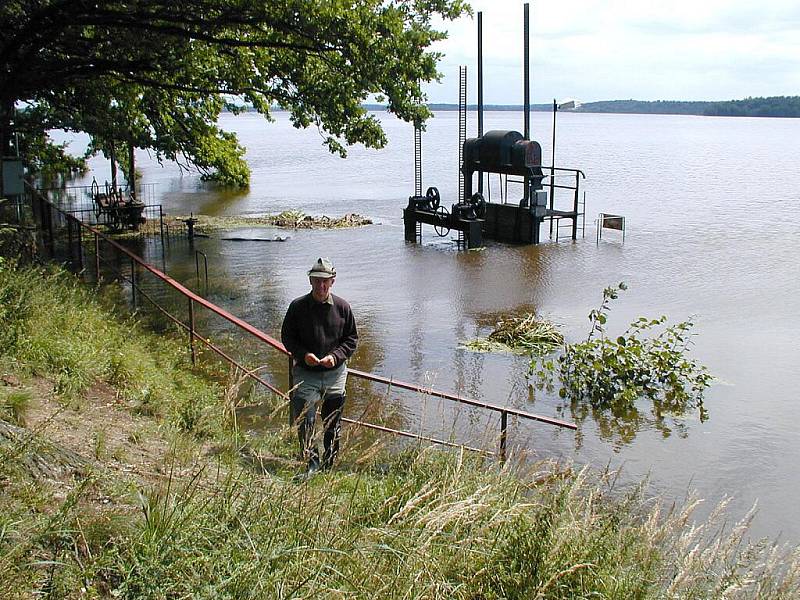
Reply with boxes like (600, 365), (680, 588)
(425, 0), (800, 103)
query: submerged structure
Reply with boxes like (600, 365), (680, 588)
(404, 3), (586, 249)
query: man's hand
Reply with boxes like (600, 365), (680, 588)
(304, 352), (320, 367)
(318, 354), (336, 368)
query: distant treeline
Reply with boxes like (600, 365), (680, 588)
(230, 96), (800, 118)
(572, 97), (800, 118)
(385, 96), (800, 118)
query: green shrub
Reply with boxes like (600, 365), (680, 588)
(532, 283), (712, 422)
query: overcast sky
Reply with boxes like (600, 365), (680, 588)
(424, 0), (800, 104)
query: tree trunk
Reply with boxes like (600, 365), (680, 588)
(110, 141), (118, 191)
(128, 141), (136, 202)
(0, 97), (15, 196)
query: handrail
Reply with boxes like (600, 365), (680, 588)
(348, 368), (575, 430)
(25, 182), (577, 461)
(547, 166), (586, 178)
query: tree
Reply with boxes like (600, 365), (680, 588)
(1, 0), (469, 186)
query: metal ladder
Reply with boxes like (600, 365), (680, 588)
(458, 65), (467, 204)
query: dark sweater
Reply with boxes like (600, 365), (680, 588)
(281, 293), (358, 371)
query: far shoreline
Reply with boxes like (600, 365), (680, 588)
(226, 95), (800, 119)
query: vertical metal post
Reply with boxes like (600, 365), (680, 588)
(572, 171), (579, 240)
(477, 11), (484, 195)
(188, 298), (196, 365)
(48, 204), (55, 257)
(130, 257), (137, 309)
(66, 216), (74, 266)
(523, 2), (531, 205)
(194, 250), (208, 294)
(550, 99), (557, 238)
(94, 232), (100, 281)
(523, 3), (530, 140)
(75, 219), (83, 272)
(159, 205), (165, 247)
(500, 410), (508, 463)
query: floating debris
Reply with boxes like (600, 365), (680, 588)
(463, 312), (564, 355)
(220, 236), (289, 242)
(168, 212), (373, 233)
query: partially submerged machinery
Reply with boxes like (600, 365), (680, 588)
(404, 3), (585, 249)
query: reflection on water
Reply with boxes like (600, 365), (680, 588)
(56, 110), (800, 544)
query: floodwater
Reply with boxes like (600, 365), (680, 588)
(64, 109), (800, 543)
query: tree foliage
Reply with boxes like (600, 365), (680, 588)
(1, 0), (470, 185)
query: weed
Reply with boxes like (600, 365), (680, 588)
(93, 429), (107, 460)
(0, 387), (32, 426)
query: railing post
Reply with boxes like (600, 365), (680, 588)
(94, 232), (101, 282)
(499, 410), (508, 463)
(194, 250), (208, 294)
(130, 257), (137, 309)
(66, 216), (74, 266)
(549, 166), (556, 238)
(188, 298), (196, 365)
(47, 202), (54, 257)
(75, 219), (84, 272)
(159, 205), (165, 241)
(572, 171), (579, 240)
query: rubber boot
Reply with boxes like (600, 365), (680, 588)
(290, 392), (319, 470)
(321, 394), (345, 470)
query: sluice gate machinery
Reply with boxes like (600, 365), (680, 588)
(403, 3), (586, 249)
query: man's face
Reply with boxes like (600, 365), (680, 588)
(310, 276), (334, 302)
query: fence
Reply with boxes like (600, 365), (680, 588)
(19, 182), (576, 460)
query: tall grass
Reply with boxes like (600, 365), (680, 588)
(1, 262), (798, 598)
(2, 445), (798, 598)
(0, 261), (222, 436)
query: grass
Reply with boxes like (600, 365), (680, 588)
(0, 387), (32, 426)
(0, 260), (224, 437)
(0, 260), (799, 597)
(2, 443), (799, 598)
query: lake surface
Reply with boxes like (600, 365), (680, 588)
(66, 109), (800, 543)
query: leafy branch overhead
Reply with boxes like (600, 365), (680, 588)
(0, 0), (471, 185)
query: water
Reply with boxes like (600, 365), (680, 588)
(65, 110), (800, 543)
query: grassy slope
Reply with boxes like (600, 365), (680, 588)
(1, 260), (798, 599)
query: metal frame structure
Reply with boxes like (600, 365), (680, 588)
(403, 3), (586, 249)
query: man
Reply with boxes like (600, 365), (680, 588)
(281, 257), (358, 474)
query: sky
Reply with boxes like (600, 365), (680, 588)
(424, 0), (800, 104)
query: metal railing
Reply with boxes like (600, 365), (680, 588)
(21, 182), (576, 460)
(547, 166), (586, 239)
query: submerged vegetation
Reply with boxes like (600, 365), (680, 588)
(158, 212), (374, 236)
(1, 259), (798, 597)
(464, 311), (564, 355)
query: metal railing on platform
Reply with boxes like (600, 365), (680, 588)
(20, 182), (576, 460)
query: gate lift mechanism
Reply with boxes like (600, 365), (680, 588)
(403, 3), (584, 249)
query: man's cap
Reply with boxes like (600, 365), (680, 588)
(308, 257), (336, 279)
